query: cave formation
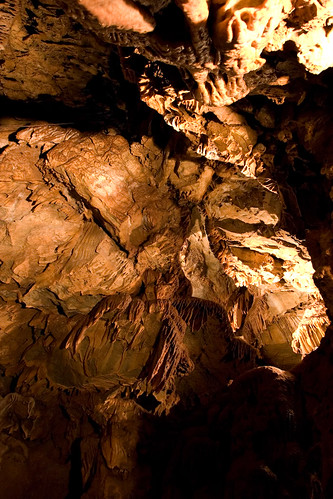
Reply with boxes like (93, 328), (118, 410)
(0, 0), (333, 497)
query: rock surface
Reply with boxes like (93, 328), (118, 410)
(0, 0), (333, 497)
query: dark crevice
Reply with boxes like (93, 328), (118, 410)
(66, 438), (83, 499)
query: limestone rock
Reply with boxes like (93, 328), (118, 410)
(0, 0), (333, 497)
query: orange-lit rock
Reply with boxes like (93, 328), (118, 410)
(0, 0), (333, 497)
(79, 0), (156, 33)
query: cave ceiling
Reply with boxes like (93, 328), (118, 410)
(0, 0), (333, 497)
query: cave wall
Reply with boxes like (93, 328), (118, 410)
(0, 1), (333, 497)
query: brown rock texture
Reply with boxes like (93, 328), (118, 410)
(0, 0), (333, 497)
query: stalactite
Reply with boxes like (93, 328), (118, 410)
(292, 306), (329, 355)
(240, 296), (270, 346)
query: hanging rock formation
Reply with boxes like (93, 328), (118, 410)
(0, 0), (333, 497)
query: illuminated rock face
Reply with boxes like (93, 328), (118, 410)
(0, 0), (333, 497)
